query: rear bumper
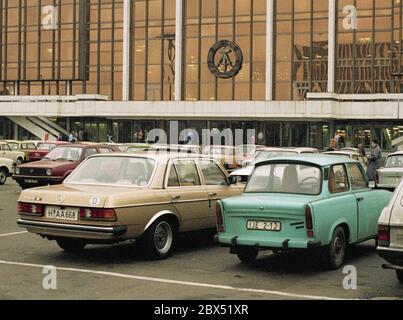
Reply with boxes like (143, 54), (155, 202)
(377, 246), (403, 266)
(17, 219), (128, 240)
(217, 234), (321, 251)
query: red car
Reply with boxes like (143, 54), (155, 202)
(27, 141), (70, 162)
(13, 144), (119, 189)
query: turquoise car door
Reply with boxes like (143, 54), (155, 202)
(347, 163), (379, 240)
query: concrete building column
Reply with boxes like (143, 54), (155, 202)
(328, 0), (336, 93)
(266, 0), (274, 101)
(175, 0), (183, 101)
(122, 0), (131, 101)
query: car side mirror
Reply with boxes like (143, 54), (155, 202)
(228, 176), (237, 185)
(368, 181), (376, 189)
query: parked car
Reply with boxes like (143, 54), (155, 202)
(377, 179), (403, 283)
(110, 143), (149, 153)
(17, 153), (244, 259)
(323, 151), (368, 169)
(203, 145), (238, 171)
(144, 144), (202, 154)
(3, 140), (38, 160)
(217, 155), (391, 269)
(27, 141), (70, 162)
(235, 145), (266, 167)
(13, 144), (118, 189)
(0, 141), (26, 166)
(376, 151), (403, 190)
(230, 148), (319, 182)
(0, 157), (14, 185)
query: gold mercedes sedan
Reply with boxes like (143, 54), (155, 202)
(17, 153), (243, 259)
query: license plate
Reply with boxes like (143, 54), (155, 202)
(45, 206), (79, 222)
(247, 220), (281, 232)
(24, 179), (38, 184)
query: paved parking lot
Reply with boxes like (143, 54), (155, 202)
(0, 180), (402, 300)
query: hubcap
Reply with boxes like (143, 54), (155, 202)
(332, 234), (345, 262)
(154, 221), (173, 254)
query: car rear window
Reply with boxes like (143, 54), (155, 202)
(245, 163), (322, 195)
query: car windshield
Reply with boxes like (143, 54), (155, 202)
(43, 147), (83, 161)
(255, 151), (297, 162)
(38, 143), (57, 151)
(385, 155), (403, 168)
(66, 156), (156, 187)
(245, 163), (322, 195)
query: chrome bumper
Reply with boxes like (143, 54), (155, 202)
(18, 219), (128, 238)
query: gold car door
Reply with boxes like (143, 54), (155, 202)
(197, 159), (242, 226)
(166, 160), (210, 231)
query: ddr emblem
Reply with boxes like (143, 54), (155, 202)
(207, 40), (243, 79)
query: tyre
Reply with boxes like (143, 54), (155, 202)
(236, 246), (259, 264)
(0, 168), (7, 185)
(56, 238), (87, 253)
(321, 226), (347, 270)
(141, 218), (175, 260)
(16, 158), (23, 166)
(396, 270), (403, 284)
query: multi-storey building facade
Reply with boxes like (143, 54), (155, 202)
(0, 0), (402, 149)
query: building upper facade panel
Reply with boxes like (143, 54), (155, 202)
(0, 0), (401, 101)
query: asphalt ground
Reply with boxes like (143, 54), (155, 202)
(0, 179), (402, 300)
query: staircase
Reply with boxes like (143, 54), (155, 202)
(7, 116), (69, 141)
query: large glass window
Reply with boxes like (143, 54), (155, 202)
(336, 0), (403, 94)
(131, 0), (176, 101)
(183, 0), (266, 101)
(274, 0), (329, 101)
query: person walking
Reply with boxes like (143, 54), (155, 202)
(107, 129), (114, 143)
(366, 139), (382, 182)
(68, 130), (77, 143)
(358, 143), (366, 157)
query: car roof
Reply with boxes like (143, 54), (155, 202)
(388, 151), (403, 156)
(88, 152), (216, 162)
(323, 151), (361, 156)
(255, 154), (358, 167)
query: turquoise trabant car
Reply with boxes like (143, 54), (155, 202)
(216, 155), (392, 269)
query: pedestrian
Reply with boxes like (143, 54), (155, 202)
(82, 131), (88, 142)
(257, 131), (264, 145)
(358, 143), (366, 157)
(107, 129), (114, 143)
(57, 133), (64, 141)
(339, 133), (345, 148)
(334, 133), (340, 149)
(366, 139), (382, 181)
(68, 130), (77, 143)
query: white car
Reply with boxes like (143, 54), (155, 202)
(230, 147), (318, 182)
(377, 179), (403, 283)
(0, 141), (26, 166)
(377, 151), (403, 190)
(323, 150), (368, 169)
(0, 157), (14, 185)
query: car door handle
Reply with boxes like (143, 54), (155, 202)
(356, 197), (364, 202)
(209, 192), (217, 197)
(172, 195), (181, 200)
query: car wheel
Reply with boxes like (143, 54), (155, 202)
(141, 218), (175, 260)
(236, 246), (259, 264)
(16, 158), (23, 166)
(0, 168), (7, 185)
(56, 238), (87, 253)
(396, 271), (403, 284)
(322, 226), (347, 270)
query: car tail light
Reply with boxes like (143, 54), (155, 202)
(378, 224), (390, 247)
(17, 202), (44, 216)
(79, 208), (117, 221)
(216, 203), (225, 233)
(305, 205), (314, 238)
